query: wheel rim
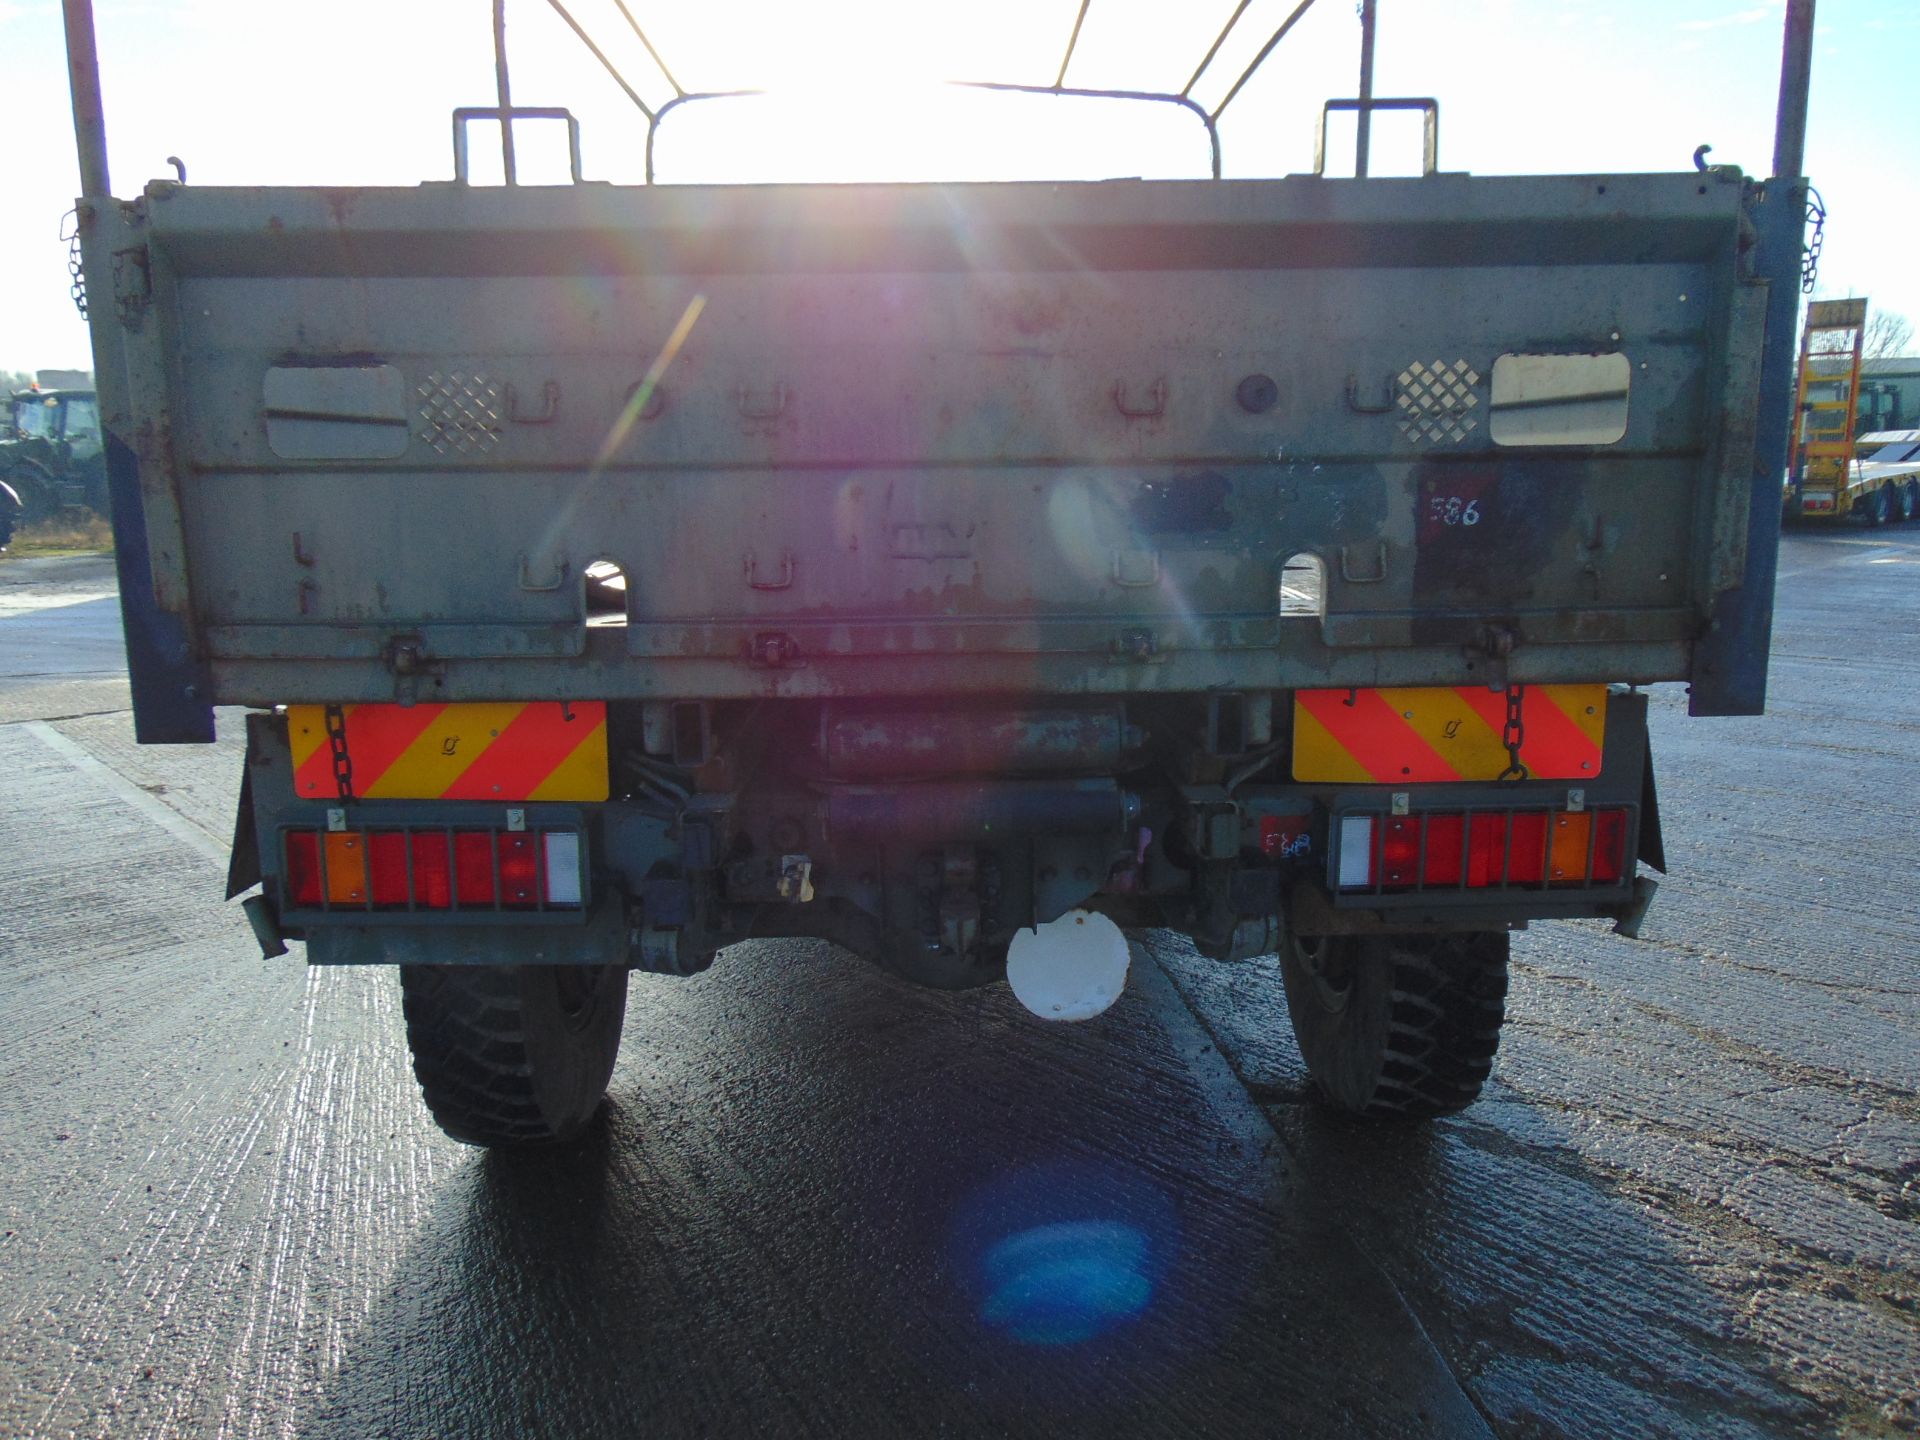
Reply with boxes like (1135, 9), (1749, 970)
(551, 965), (609, 1030)
(1294, 936), (1355, 1015)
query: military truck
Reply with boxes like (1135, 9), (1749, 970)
(62, 0), (1812, 1146)
(2, 376), (107, 523)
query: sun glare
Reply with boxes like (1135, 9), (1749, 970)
(499, 0), (1219, 184)
(639, 0), (1056, 90)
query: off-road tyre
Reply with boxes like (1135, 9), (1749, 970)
(0, 459), (60, 525)
(1279, 931), (1509, 1120)
(400, 964), (628, 1147)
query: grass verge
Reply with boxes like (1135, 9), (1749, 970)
(4, 513), (114, 558)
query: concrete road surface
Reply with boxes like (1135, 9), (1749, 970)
(2, 532), (1917, 1438)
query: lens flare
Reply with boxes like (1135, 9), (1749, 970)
(951, 1158), (1176, 1348)
(592, 291), (707, 476)
(980, 1220), (1154, 1346)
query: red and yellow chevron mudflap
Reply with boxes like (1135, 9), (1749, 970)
(288, 703), (608, 801)
(1292, 685), (1607, 783)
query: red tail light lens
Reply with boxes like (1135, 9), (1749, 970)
(281, 826), (582, 912)
(1336, 807), (1631, 894)
(410, 833), (453, 908)
(497, 833), (540, 908)
(1468, 812), (1549, 886)
(285, 831), (322, 906)
(1423, 813), (1465, 884)
(453, 832), (495, 905)
(1380, 817), (1419, 887)
(1591, 809), (1628, 884)
(367, 832), (410, 907)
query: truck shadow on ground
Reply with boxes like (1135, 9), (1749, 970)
(1152, 930), (1848, 1439)
(293, 942), (1501, 1439)
(1264, 1101), (1832, 1438)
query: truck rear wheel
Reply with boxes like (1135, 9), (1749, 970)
(1279, 931), (1508, 1120)
(399, 963), (628, 1147)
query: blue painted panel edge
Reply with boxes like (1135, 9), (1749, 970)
(104, 431), (214, 742)
(1689, 180), (1800, 718)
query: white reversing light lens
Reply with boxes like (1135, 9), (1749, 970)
(1336, 816), (1375, 890)
(542, 832), (583, 906)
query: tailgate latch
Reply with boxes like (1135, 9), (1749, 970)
(381, 634), (445, 701)
(1471, 623), (1518, 688)
(750, 631), (802, 669)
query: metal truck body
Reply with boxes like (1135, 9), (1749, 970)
(64, 0), (1811, 1142)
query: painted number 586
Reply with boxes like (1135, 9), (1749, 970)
(1429, 496), (1481, 527)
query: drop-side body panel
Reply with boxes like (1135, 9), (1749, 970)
(92, 172), (1769, 711)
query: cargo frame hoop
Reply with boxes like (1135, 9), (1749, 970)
(452, 106), (584, 186)
(505, 0), (1391, 184)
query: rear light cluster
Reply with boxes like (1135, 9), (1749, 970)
(1335, 808), (1630, 895)
(282, 828), (582, 912)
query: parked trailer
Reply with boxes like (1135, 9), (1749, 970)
(1786, 296), (1872, 521)
(1835, 429), (1920, 525)
(63, 0), (1813, 1145)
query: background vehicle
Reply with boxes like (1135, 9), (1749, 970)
(1852, 430), (1920, 522)
(1825, 428), (1920, 525)
(0, 476), (19, 550)
(1782, 297), (1920, 524)
(62, 0), (1813, 1146)
(2, 378), (106, 523)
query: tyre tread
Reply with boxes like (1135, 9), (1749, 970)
(400, 965), (611, 1147)
(1281, 930), (1510, 1123)
(1362, 932), (1508, 1119)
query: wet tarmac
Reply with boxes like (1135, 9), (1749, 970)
(1159, 526), (1920, 1437)
(0, 555), (127, 725)
(2, 531), (1917, 1437)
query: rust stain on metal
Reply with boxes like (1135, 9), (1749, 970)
(316, 188), (369, 226)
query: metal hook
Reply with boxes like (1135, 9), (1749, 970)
(744, 550), (795, 590)
(1338, 541), (1389, 583)
(736, 384), (788, 420)
(506, 380), (560, 424)
(1345, 373), (1395, 414)
(1112, 379), (1168, 419)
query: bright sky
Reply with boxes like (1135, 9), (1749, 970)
(2, 0), (1915, 373)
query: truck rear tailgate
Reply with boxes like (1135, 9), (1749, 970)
(101, 171), (1765, 706)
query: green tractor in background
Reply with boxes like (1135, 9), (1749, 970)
(1, 372), (107, 548)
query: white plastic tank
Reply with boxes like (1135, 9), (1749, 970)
(1005, 909), (1129, 1022)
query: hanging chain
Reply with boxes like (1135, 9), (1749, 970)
(61, 209), (88, 319)
(1800, 185), (1826, 296)
(324, 703), (355, 800)
(1497, 683), (1529, 782)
